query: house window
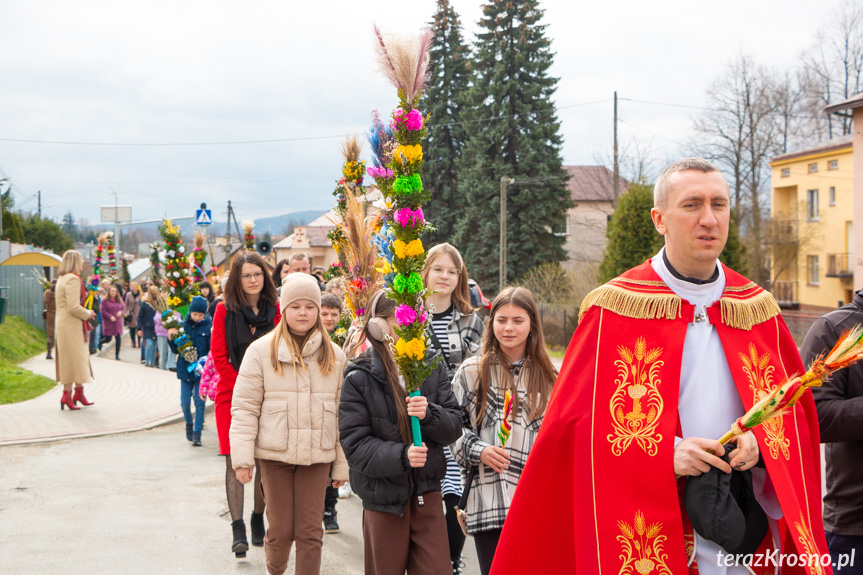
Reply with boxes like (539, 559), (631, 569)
(807, 189), (819, 221)
(808, 255), (819, 285)
(828, 160), (839, 170)
(829, 186), (836, 206)
(781, 168), (790, 177)
(809, 163), (818, 173)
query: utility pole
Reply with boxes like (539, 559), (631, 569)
(224, 201), (234, 271)
(613, 91), (619, 208)
(499, 177), (514, 292)
(37, 190), (41, 219)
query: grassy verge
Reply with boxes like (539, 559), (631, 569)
(546, 345), (566, 360)
(0, 316), (55, 404)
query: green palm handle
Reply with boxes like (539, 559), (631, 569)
(409, 390), (422, 447)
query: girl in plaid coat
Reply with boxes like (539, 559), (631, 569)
(451, 287), (557, 575)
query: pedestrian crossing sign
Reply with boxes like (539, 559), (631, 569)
(196, 209), (212, 225)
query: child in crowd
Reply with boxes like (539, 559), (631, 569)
(339, 290), (462, 575)
(136, 286), (159, 367)
(451, 287), (557, 575)
(319, 292), (348, 534)
(421, 243), (484, 574)
(230, 274), (348, 575)
(168, 295), (212, 446)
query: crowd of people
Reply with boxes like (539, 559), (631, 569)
(45, 158), (862, 575)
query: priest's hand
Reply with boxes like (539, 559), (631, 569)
(673, 437), (732, 476)
(728, 431), (759, 471)
(480, 446), (511, 474)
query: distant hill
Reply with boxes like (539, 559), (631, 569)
(114, 210), (326, 236)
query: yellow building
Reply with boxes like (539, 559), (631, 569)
(769, 135), (854, 311)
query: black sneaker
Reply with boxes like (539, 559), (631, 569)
(323, 511), (339, 534)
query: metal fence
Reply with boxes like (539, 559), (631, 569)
(0, 265), (47, 331)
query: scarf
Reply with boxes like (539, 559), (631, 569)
(224, 300), (277, 370)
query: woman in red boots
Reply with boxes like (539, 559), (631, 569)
(54, 250), (96, 410)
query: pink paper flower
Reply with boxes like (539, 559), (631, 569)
(394, 207), (424, 229)
(367, 165), (395, 179)
(405, 109), (423, 130)
(395, 304), (417, 326)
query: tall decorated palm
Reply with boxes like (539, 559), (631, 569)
(372, 25), (437, 447)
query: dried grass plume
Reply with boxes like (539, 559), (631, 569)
(373, 24), (433, 102)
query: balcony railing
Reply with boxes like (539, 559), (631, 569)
(768, 281), (798, 308)
(827, 253), (853, 278)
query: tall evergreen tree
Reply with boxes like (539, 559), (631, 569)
(61, 210), (77, 240)
(422, 0), (472, 245)
(454, 0), (572, 292)
(598, 183), (664, 283)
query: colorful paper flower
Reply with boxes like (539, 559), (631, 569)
(393, 272), (424, 294)
(392, 239), (424, 259)
(392, 174), (423, 196)
(394, 207), (424, 229)
(395, 305), (417, 326)
(395, 337), (426, 361)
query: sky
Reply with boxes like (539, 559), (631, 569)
(0, 0), (850, 227)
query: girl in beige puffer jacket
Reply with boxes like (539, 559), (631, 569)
(230, 273), (347, 575)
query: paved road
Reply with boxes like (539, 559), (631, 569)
(0, 340), (485, 575)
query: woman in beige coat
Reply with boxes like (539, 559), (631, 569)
(54, 250), (96, 411)
(230, 274), (348, 575)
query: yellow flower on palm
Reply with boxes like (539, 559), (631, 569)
(396, 337), (426, 360)
(393, 144), (423, 167)
(393, 239), (424, 259)
(376, 260), (393, 275)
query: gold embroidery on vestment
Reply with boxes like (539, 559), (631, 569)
(617, 510), (673, 575)
(739, 343), (790, 460)
(608, 337), (664, 456)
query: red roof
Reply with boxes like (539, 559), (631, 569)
(564, 166), (629, 202)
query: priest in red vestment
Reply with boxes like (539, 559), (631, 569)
(490, 158), (831, 574)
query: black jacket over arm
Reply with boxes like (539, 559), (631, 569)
(338, 347), (462, 517)
(800, 290), (863, 535)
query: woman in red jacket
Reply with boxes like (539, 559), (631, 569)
(212, 252), (281, 558)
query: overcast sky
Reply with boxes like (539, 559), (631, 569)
(0, 0), (848, 226)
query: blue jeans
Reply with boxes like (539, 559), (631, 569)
(826, 531), (863, 574)
(156, 336), (177, 370)
(143, 338), (157, 366)
(180, 378), (205, 433)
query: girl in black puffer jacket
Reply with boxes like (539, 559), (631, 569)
(339, 291), (462, 575)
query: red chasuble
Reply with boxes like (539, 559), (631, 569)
(490, 261), (830, 575)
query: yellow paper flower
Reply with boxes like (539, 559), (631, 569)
(393, 239), (424, 259)
(376, 260), (393, 275)
(392, 144), (423, 167)
(396, 337), (426, 360)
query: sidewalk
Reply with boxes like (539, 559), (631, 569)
(0, 339), (189, 446)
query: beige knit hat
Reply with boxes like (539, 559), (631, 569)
(279, 273), (322, 312)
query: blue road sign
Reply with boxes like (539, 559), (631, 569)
(196, 209), (212, 225)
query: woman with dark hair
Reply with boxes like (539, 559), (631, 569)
(451, 287), (557, 575)
(199, 280), (215, 305)
(124, 282), (141, 349)
(271, 258), (291, 290)
(211, 251), (281, 558)
(339, 290), (462, 575)
(100, 284), (126, 360)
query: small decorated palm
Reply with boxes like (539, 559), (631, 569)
(719, 325), (863, 445)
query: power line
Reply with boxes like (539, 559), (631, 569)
(0, 99), (612, 147)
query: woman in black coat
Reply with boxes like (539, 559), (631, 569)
(339, 291), (461, 575)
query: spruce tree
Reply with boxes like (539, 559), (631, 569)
(454, 0), (571, 292)
(598, 183), (664, 283)
(422, 0), (472, 245)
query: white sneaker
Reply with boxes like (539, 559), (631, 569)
(338, 482), (351, 499)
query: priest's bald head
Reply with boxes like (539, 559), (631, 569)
(650, 158), (731, 281)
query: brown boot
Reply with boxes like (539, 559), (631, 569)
(46, 340), (53, 360)
(71, 386), (94, 407)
